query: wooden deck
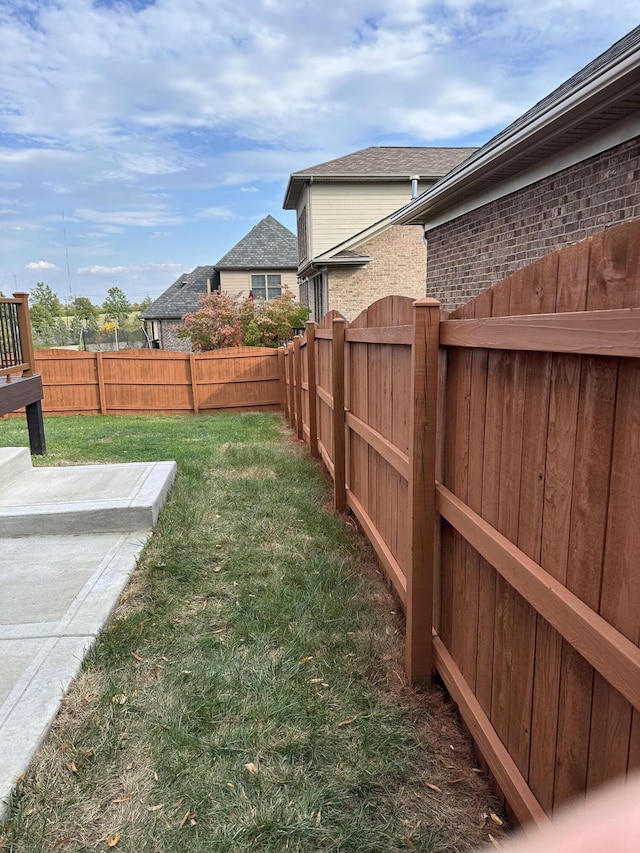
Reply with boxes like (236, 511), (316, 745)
(0, 375), (46, 455)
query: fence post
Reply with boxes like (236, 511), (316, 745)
(305, 321), (319, 457)
(287, 342), (296, 430)
(96, 351), (107, 414)
(278, 346), (287, 416)
(13, 292), (36, 376)
(332, 318), (347, 513)
(293, 335), (304, 441)
(405, 298), (440, 686)
(189, 353), (200, 414)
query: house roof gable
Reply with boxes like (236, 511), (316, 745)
(140, 266), (217, 320)
(283, 146), (477, 209)
(215, 215), (297, 268)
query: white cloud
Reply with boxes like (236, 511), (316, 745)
(77, 265), (128, 274)
(195, 207), (235, 220)
(25, 260), (60, 270)
(74, 207), (185, 228)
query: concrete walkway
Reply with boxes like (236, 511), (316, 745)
(0, 448), (176, 818)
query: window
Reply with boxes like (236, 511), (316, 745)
(297, 206), (308, 263)
(251, 273), (282, 300)
(309, 272), (327, 321)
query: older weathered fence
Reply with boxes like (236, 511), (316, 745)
(17, 347), (280, 415)
(282, 219), (640, 830)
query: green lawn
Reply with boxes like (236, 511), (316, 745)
(0, 414), (504, 852)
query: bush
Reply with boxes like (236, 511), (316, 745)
(178, 291), (310, 351)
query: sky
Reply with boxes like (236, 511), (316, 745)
(0, 1), (638, 306)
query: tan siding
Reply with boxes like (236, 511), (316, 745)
(309, 182), (419, 257)
(220, 270), (299, 300)
(296, 186), (311, 262)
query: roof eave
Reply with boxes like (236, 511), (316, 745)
(394, 45), (640, 225)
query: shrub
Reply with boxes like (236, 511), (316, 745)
(178, 291), (310, 351)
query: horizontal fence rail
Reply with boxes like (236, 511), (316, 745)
(282, 218), (640, 831)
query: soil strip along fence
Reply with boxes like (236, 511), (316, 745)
(13, 346), (280, 416)
(281, 219), (640, 832)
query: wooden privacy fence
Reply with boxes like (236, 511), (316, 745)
(281, 219), (640, 831)
(21, 347), (280, 415)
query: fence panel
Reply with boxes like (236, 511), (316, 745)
(313, 310), (345, 480)
(345, 297), (414, 605)
(14, 346), (280, 416)
(283, 219), (640, 828)
(437, 218), (640, 824)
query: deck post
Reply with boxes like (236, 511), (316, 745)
(13, 292), (36, 376)
(25, 400), (46, 455)
(332, 318), (347, 513)
(405, 298), (440, 686)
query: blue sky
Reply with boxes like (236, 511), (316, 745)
(0, 1), (638, 305)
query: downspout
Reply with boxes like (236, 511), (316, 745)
(410, 175), (420, 199)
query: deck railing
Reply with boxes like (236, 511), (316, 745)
(0, 292), (36, 379)
(0, 292), (45, 454)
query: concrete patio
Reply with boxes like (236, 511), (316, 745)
(0, 447), (176, 818)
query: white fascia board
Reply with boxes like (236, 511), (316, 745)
(421, 112), (640, 231)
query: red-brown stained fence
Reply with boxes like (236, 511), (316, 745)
(284, 219), (640, 832)
(20, 346), (280, 415)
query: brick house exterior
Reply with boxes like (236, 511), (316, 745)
(395, 26), (640, 313)
(326, 224), (426, 319)
(283, 147), (475, 320)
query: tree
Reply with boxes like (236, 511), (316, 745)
(136, 295), (153, 313)
(31, 281), (62, 317)
(29, 282), (69, 347)
(177, 291), (310, 351)
(102, 287), (131, 328)
(72, 295), (98, 326)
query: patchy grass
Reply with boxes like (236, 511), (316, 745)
(0, 414), (504, 852)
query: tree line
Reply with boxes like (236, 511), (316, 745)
(21, 283), (152, 348)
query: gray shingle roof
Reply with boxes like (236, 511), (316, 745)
(215, 215), (297, 268)
(140, 266), (218, 320)
(283, 147), (477, 208)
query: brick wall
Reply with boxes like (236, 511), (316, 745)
(160, 321), (192, 353)
(328, 224), (426, 320)
(425, 137), (640, 312)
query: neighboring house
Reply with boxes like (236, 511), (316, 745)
(394, 25), (640, 313)
(214, 214), (298, 302)
(282, 146), (476, 319)
(141, 215), (297, 350)
(141, 265), (218, 351)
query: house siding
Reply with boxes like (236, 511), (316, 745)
(424, 137), (640, 312)
(308, 182), (428, 258)
(220, 270), (299, 299)
(327, 224), (426, 320)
